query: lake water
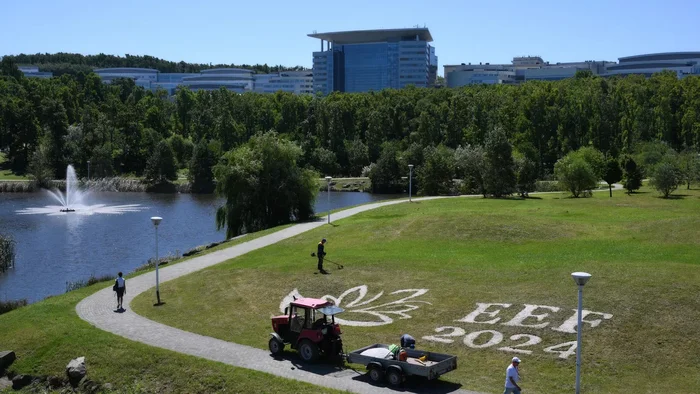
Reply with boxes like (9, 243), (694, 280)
(0, 191), (397, 302)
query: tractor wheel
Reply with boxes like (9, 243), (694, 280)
(368, 366), (384, 383)
(386, 369), (403, 386)
(298, 340), (319, 362)
(268, 337), (284, 355)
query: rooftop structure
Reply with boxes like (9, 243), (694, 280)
(308, 28), (432, 44)
(604, 52), (700, 78)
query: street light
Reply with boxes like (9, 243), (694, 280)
(151, 216), (163, 306)
(408, 164), (414, 202)
(571, 271), (591, 394)
(325, 176), (332, 224)
(87, 160), (90, 182)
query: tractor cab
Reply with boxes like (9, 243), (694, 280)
(269, 297), (344, 362)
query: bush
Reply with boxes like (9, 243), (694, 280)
(650, 160), (682, 198)
(515, 156), (537, 197)
(0, 299), (28, 315)
(65, 274), (114, 293)
(0, 234), (16, 273)
(418, 145), (455, 196)
(555, 155), (598, 198)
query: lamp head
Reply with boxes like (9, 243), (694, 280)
(150, 216), (163, 226)
(408, 164), (414, 170)
(325, 176), (332, 181)
(571, 272), (591, 286)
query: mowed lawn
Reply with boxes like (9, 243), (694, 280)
(133, 188), (700, 393)
(0, 226), (339, 394)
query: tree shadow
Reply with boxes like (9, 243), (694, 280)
(661, 194), (689, 200)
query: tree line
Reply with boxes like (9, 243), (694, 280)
(3, 52), (307, 76)
(1, 57), (699, 199)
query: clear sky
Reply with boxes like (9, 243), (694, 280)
(3, 0), (699, 75)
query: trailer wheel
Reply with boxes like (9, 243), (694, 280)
(268, 337), (284, 355)
(368, 366), (384, 383)
(386, 369), (403, 386)
(299, 340), (319, 362)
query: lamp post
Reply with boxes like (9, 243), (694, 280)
(571, 271), (591, 394)
(408, 164), (414, 202)
(87, 160), (90, 182)
(325, 176), (332, 224)
(151, 216), (163, 305)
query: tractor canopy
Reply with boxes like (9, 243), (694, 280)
(317, 305), (344, 316)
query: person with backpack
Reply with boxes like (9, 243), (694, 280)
(114, 272), (126, 310)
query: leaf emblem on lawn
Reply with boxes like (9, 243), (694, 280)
(279, 285), (431, 327)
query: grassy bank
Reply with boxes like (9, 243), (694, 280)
(133, 187), (700, 393)
(319, 177), (371, 192)
(0, 225), (337, 394)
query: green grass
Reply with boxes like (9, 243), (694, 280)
(0, 152), (29, 181)
(133, 187), (700, 393)
(0, 225), (339, 394)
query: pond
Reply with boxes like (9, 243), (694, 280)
(0, 191), (398, 302)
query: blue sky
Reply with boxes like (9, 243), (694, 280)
(3, 0), (699, 74)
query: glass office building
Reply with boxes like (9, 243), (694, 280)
(309, 28), (435, 95)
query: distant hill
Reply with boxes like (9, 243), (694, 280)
(3, 52), (306, 76)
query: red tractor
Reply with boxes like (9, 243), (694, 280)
(269, 297), (344, 362)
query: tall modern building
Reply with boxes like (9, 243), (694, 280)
(603, 52), (700, 78)
(309, 28), (436, 95)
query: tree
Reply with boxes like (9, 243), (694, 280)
(623, 157), (643, 194)
(214, 131), (318, 238)
(678, 150), (700, 189)
(515, 156), (537, 197)
(483, 127), (516, 197)
(602, 158), (623, 197)
(369, 142), (403, 194)
(649, 159), (681, 198)
(344, 139), (369, 177)
(188, 139), (216, 194)
(454, 144), (486, 195)
(310, 147), (340, 176)
(554, 154), (598, 198)
(28, 136), (54, 187)
(144, 140), (177, 186)
(168, 134), (194, 169)
(417, 145), (455, 196)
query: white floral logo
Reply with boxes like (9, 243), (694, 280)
(279, 285), (431, 327)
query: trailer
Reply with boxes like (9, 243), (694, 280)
(346, 343), (458, 386)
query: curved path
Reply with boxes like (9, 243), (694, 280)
(77, 186), (621, 394)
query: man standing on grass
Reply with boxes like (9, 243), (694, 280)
(317, 238), (327, 274)
(114, 272), (126, 310)
(504, 357), (522, 394)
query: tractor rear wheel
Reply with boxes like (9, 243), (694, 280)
(268, 337), (284, 355)
(299, 340), (319, 362)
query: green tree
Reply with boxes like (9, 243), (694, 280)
(168, 134), (194, 169)
(454, 144), (486, 195)
(189, 139), (216, 194)
(89, 143), (114, 178)
(515, 156), (537, 197)
(649, 159), (681, 198)
(344, 139), (369, 177)
(144, 140), (177, 186)
(369, 142), (403, 194)
(28, 136), (55, 187)
(678, 150), (700, 189)
(417, 145), (455, 196)
(554, 154), (598, 198)
(602, 158), (623, 197)
(623, 157), (643, 194)
(310, 147), (340, 176)
(483, 127), (516, 197)
(214, 131), (318, 238)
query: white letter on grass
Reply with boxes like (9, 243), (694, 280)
(456, 303), (512, 324)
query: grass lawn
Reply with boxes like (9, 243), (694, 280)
(0, 152), (29, 181)
(133, 187), (700, 393)
(0, 225), (338, 394)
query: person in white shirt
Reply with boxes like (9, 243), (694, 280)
(115, 272), (126, 310)
(504, 357), (522, 394)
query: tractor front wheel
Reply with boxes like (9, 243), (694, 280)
(269, 337), (284, 355)
(299, 340), (319, 362)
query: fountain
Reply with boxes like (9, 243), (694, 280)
(47, 165), (85, 212)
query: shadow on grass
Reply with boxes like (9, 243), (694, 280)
(351, 372), (464, 393)
(660, 194), (690, 200)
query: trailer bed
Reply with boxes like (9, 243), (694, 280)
(346, 343), (457, 382)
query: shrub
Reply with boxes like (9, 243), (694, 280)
(515, 156), (537, 197)
(0, 299), (28, 315)
(623, 157), (643, 194)
(555, 156), (598, 198)
(65, 274), (114, 293)
(650, 160), (682, 198)
(0, 234), (16, 273)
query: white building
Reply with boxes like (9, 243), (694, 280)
(603, 52), (700, 78)
(18, 65), (53, 78)
(254, 71), (314, 94)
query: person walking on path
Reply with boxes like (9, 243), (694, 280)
(503, 357), (522, 394)
(114, 272), (126, 310)
(317, 238), (327, 274)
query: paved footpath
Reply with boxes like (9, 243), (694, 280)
(77, 187), (620, 393)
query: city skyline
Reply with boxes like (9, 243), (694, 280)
(3, 0), (700, 76)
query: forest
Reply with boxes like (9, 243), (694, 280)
(1, 55), (699, 196)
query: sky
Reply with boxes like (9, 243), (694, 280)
(3, 0), (699, 75)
